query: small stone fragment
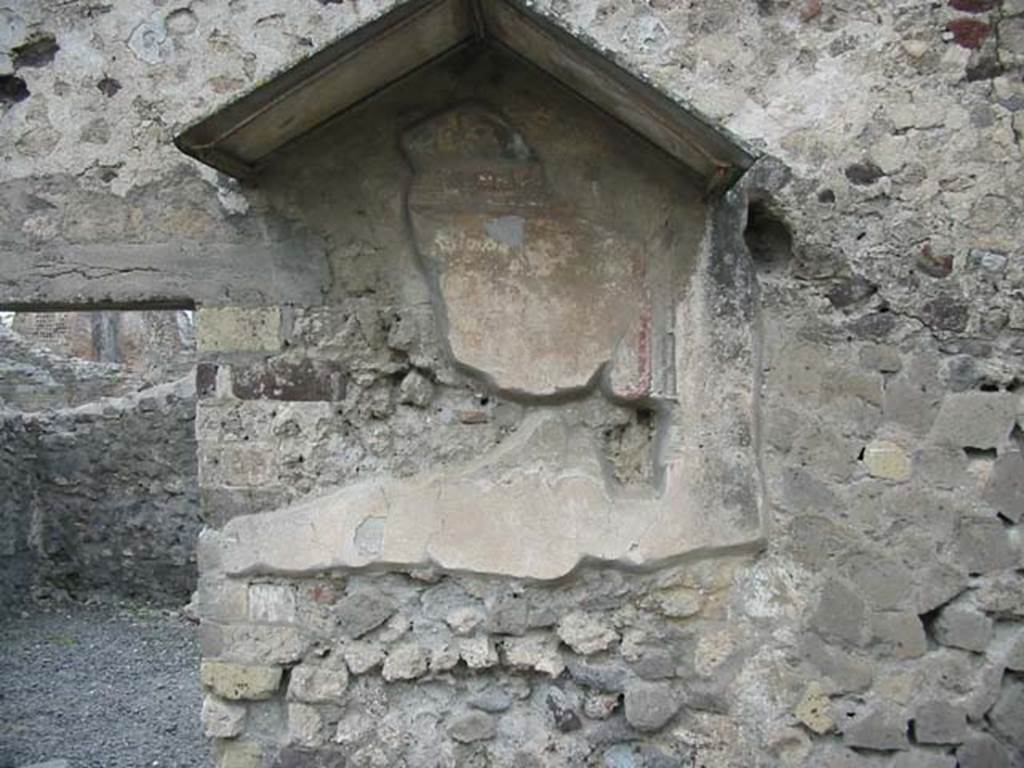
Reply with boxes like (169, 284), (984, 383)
(916, 243), (954, 278)
(459, 636), (499, 669)
(556, 611), (619, 655)
(828, 275), (878, 308)
(546, 686), (582, 732)
(381, 642), (428, 682)
(583, 691), (620, 720)
(343, 641), (385, 674)
(486, 595), (529, 635)
(863, 440), (912, 481)
(200, 661), (282, 701)
(399, 370), (433, 407)
(287, 702), (325, 748)
(430, 643), (460, 672)
(623, 681), (678, 732)
(845, 161), (885, 185)
(932, 604), (994, 652)
(794, 681), (833, 734)
(201, 695), (247, 738)
(502, 633), (564, 677)
(468, 687), (513, 713)
(448, 711), (497, 743)
(445, 605), (484, 636)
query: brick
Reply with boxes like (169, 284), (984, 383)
(230, 357), (346, 401)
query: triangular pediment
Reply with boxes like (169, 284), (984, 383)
(174, 0), (755, 188)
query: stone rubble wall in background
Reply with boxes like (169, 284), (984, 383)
(0, 376), (202, 606)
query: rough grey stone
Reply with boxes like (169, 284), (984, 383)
(859, 344), (902, 373)
(800, 635), (873, 694)
(983, 447), (1024, 524)
(342, 641), (384, 675)
(486, 596), (529, 636)
(201, 695), (247, 738)
(335, 592), (397, 639)
(381, 643), (428, 682)
(1005, 631), (1024, 672)
(955, 734), (1011, 768)
(891, 752), (956, 768)
(912, 701), (966, 745)
(448, 711), (497, 743)
(841, 706), (909, 751)
(955, 518), (1017, 575)
(623, 682), (678, 732)
(929, 393), (1017, 450)
(809, 579), (867, 646)
(871, 612), (927, 659)
(988, 677), (1024, 747)
(932, 605), (994, 653)
(566, 658), (630, 693)
(287, 665), (348, 703)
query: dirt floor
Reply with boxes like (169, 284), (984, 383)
(0, 601), (210, 768)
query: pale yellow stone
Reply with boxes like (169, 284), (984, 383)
(794, 681), (833, 735)
(863, 440), (911, 481)
(197, 307), (281, 352)
(201, 661), (282, 701)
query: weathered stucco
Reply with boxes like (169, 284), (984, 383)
(3, 0), (1024, 766)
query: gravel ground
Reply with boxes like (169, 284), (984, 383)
(0, 601), (211, 768)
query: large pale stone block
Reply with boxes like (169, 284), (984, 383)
(197, 307), (282, 353)
(208, 411), (762, 581)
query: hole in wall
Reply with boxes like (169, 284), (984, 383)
(12, 34), (59, 69)
(0, 75), (30, 104)
(602, 407), (656, 486)
(743, 201), (793, 275)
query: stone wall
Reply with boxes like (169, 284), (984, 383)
(0, 377), (202, 606)
(0, 323), (142, 410)
(2, 1), (1023, 767)
(12, 308), (196, 381)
